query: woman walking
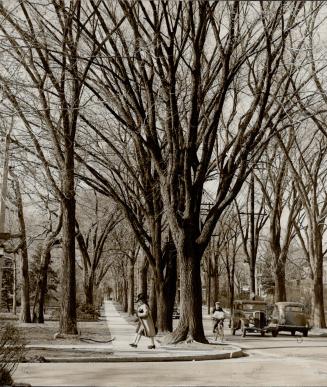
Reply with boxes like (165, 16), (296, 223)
(129, 293), (156, 349)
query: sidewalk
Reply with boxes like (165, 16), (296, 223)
(26, 300), (243, 362)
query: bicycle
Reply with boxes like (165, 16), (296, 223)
(213, 319), (224, 342)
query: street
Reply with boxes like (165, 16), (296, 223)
(14, 324), (327, 386)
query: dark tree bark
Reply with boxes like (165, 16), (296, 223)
(60, 188), (77, 334)
(274, 261), (286, 302)
(12, 175), (31, 323)
(163, 238), (205, 344)
(149, 270), (157, 326)
(33, 214), (62, 323)
(33, 250), (50, 323)
(122, 276), (128, 313)
(312, 260), (325, 327)
(138, 256), (148, 296)
(155, 240), (177, 332)
(127, 259), (135, 316)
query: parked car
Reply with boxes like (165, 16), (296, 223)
(230, 300), (268, 337)
(267, 302), (310, 337)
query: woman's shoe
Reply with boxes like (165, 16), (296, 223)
(148, 345), (155, 349)
(129, 343), (137, 348)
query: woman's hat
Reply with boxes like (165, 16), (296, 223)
(135, 293), (147, 303)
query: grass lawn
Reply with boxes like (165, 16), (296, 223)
(0, 312), (113, 361)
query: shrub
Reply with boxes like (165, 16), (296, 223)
(0, 324), (26, 385)
(77, 303), (100, 321)
(47, 304), (101, 321)
(0, 367), (13, 385)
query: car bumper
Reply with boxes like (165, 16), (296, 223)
(278, 325), (309, 331)
(268, 323), (309, 331)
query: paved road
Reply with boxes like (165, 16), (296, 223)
(13, 305), (327, 386)
(15, 345), (327, 386)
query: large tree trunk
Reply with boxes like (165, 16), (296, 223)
(311, 235), (326, 328)
(270, 220), (287, 303)
(249, 172), (256, 296)
(249, 263), (256, 298)
(85, 274), (94, 305)
(122, 277), (128, 312)
(311, 271), (326, 328)
(127, 260), (134, 316)
(59, 182), (77, 334)
(33, 222), (61, 323)
(32, 249), (51, 323)
(12, 176), (31, 323)
(273, 261), (287, 302)
(116, 282), (120, 303)
(155, 242), (177, 332)
(138, 256), (148, 295)
(19, 234), (31, 323)
(163, 238), (206, 344)
(149, 271), (157, 325)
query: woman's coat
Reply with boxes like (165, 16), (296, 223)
(136, 302), (156, 337)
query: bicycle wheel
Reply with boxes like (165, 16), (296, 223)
(214, 328), (219, 341)
(218, 323), (224, 342)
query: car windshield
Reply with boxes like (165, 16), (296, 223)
(285, 306), (304, 312)
(242, 303), (265, 311)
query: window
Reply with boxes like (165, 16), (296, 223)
(285, 306), (303, 312)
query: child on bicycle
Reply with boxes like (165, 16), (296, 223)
(212, 301), (225, 333)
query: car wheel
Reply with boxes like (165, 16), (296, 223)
(272, 329), (278, 337)
(291, 330), (295, 336)
(303, 329), (308, 337)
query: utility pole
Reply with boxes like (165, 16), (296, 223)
(250, 172), (256, 297)
(207, 244), (211, 315)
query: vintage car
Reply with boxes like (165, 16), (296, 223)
(230, 300), (268, 337)
(267, 302), (310, 337)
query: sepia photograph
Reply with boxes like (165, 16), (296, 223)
(0, 1), (327, 386)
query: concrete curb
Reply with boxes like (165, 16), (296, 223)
(25, 346), (244, 363)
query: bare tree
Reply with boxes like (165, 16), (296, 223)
(10, 171), (31, 323)
(255, 137), (301, 302)
(216, 210), (242, 310)
(280, 4), (327, 327)
(235, 178), (268, 298)
(77, 1), (307, 343)
(75, 193), (122, 306)
(0, 1), (96, 334)
(75, 116), (178, 331)
(32, 211), (62, 323)
(280, 129), (327, 328)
